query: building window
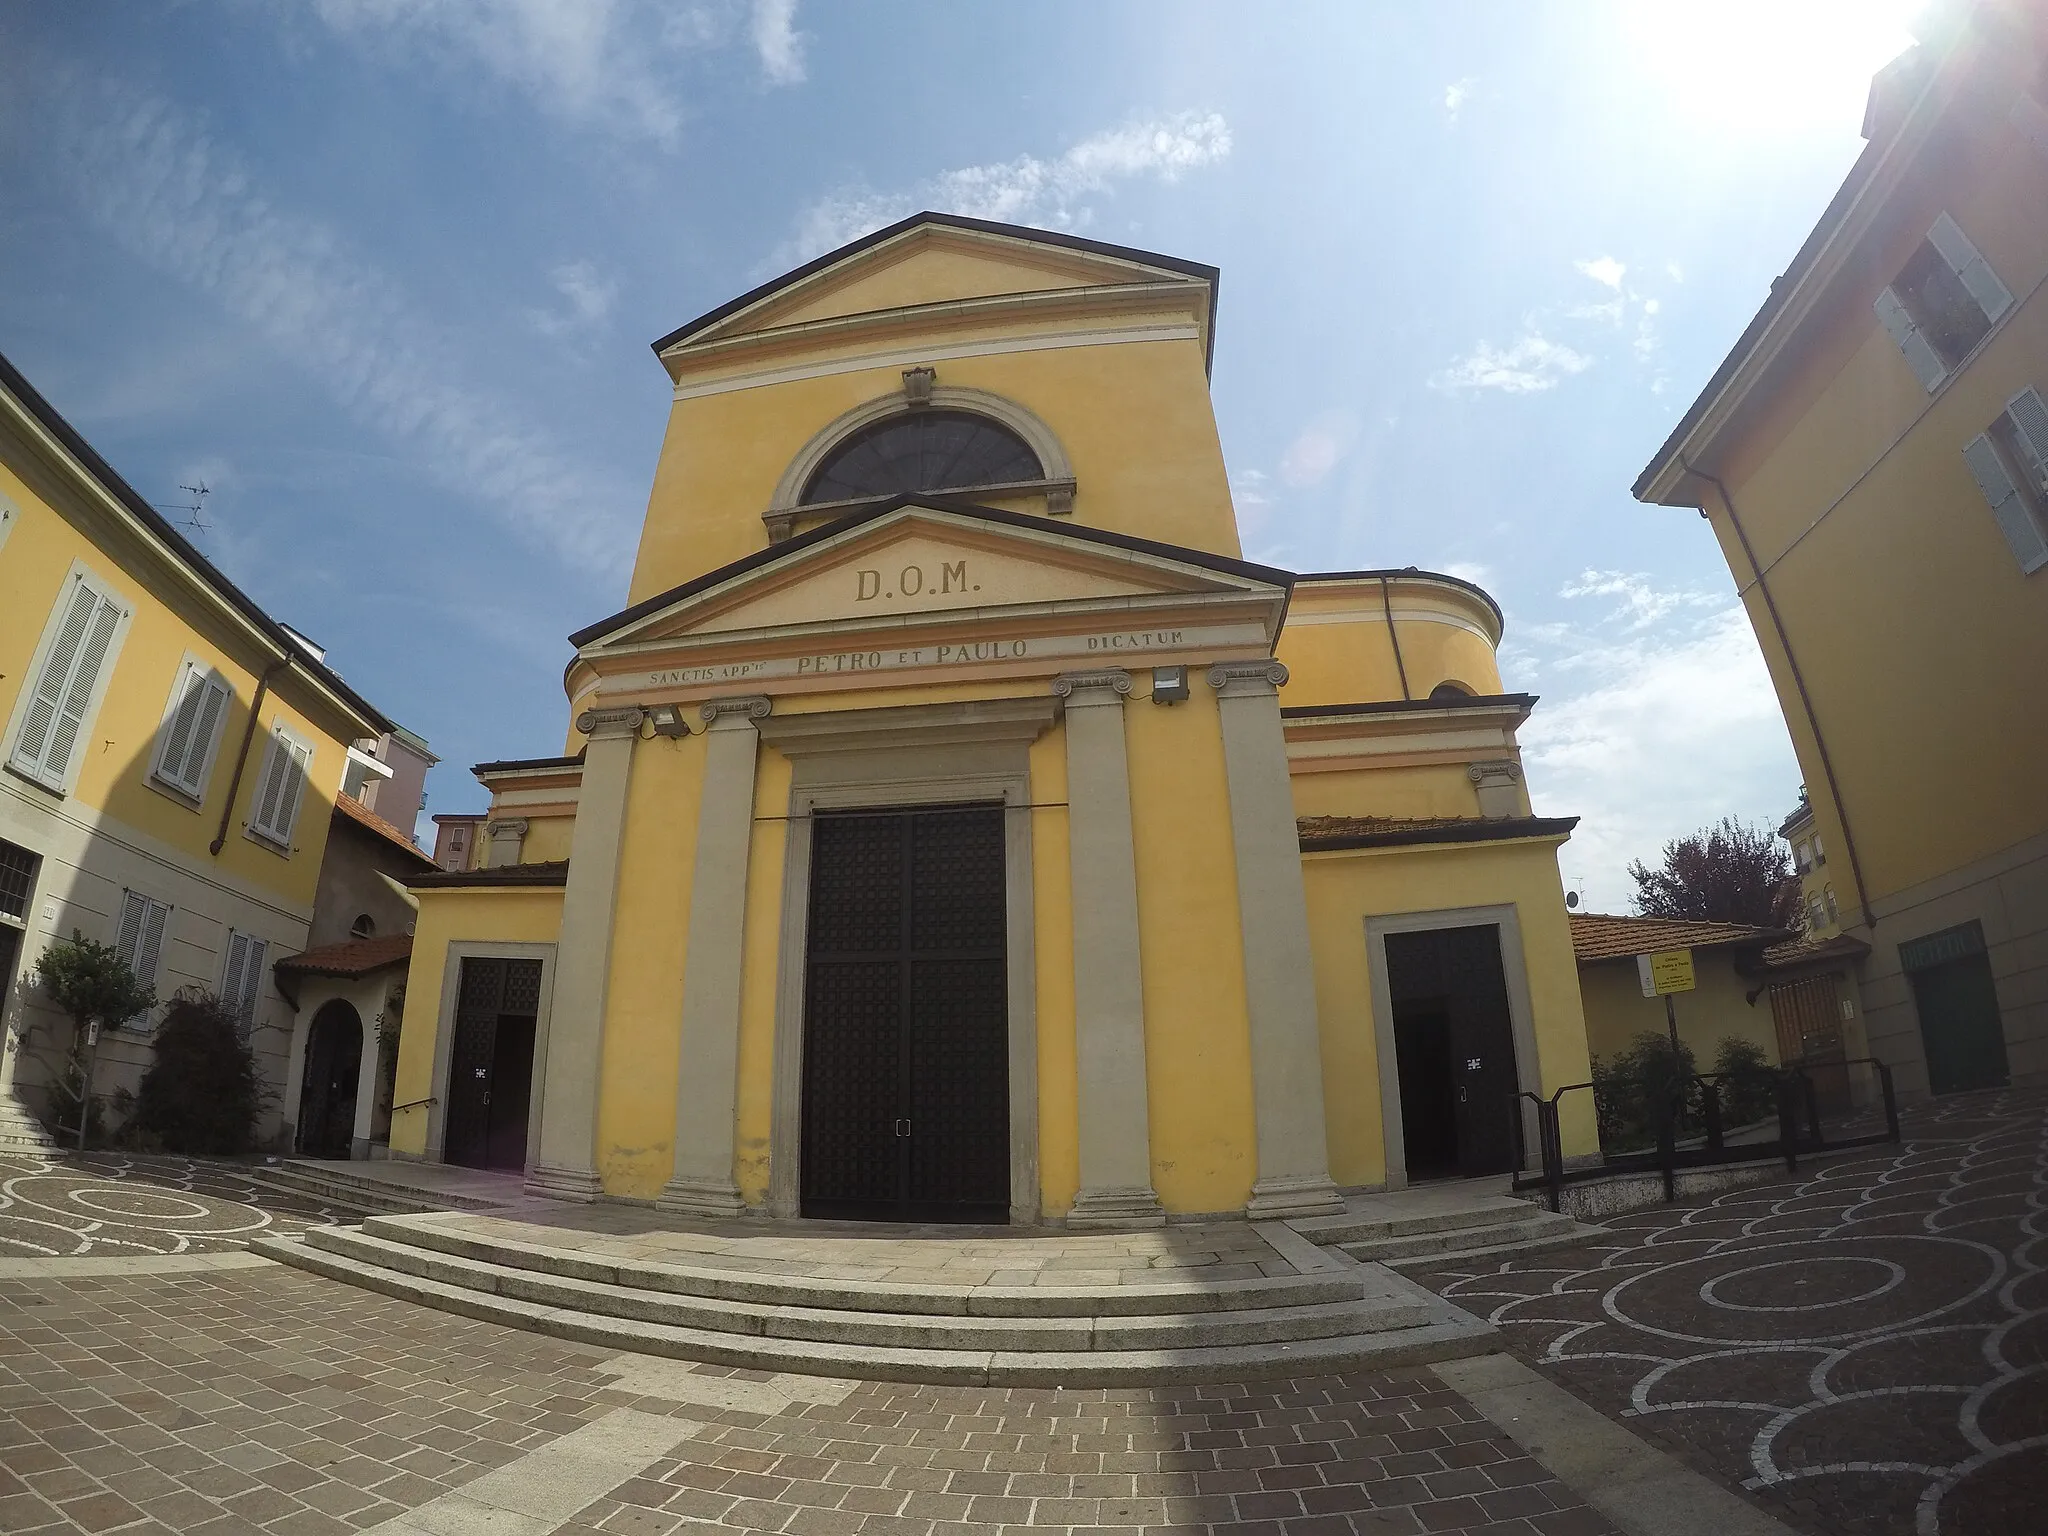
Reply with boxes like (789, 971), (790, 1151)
(0, 839), (37, 923)
(150, 659), (234, 803)
(1825, 886), (1839, 925)
(1794, 839), (1813, 873)
(799, 411), (1043, 505)
(1807, 892), (1827, 931)
(219, 930), (267, 1037)
(7, 568), (130, 794)
(1874, 213), (2013, 390)
(111, 890), (171, 1029)
(1963, 387), (2048, 575)
(350, 913), (375, 940)
(246, 721), (314, 850)
(1428, 681), (1476, 701)
(1812, 833), (1825, 866)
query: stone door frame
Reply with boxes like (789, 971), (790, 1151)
(1364, 904), (1541, 1189)
(760, 698), (1054, 1223)
(420, 940), (558, 1171)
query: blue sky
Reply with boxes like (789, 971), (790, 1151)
(0, 1), (1918, 909)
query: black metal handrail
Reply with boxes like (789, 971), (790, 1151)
(1510, 1057), (1899, 1212)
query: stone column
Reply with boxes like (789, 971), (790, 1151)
(1052, 669), (1164, 1227)
(1208, 661), (1345, 1218)
(485, 818), (529, 868)
(660, 696), (771, 1216)
(351, 995), (383, 1160)
(526, 705), (642, 1201)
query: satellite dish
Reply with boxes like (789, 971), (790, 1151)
(1565, 889), (1582, 910)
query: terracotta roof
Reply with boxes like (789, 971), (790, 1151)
(407, 860), (570, 890)
(1297, 815), (1578, 852)
(1763, 932), (1871, 969)
(1570, 912), (1791, 963)
(333, 793), (436, 868)
(274, 934), (413, 978)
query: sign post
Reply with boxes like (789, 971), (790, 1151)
(1637, 948), (1697, 1052)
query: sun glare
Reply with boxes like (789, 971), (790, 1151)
(1624, 0), (1923, 137)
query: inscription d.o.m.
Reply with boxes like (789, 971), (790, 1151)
(855, 560), (975, 602)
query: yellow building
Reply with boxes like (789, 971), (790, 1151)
(391, 214), (1598, 1219)
(1635, 2), (2048, 1098)
(0, 351), (396, 1143)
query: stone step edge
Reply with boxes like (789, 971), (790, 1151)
(1380, 1223), (1609, 1270)
(303, 1225), (1432, 1351)
(250, 1236), (1497, 1387)
(240, 1173), (440, 1215)
(1288, 1199), (1557, 1244)
(1334, 1216), (1590, 1262)
(270, 1163), (513, 1211)
(357, 1214), (1371, 1318)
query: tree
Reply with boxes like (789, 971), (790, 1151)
(135, 993), (261, 1155)
(1627, 816), (1801, 929)
(34, 932), (156, 1148)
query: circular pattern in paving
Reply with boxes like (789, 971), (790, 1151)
(0, 1149), (357, 1256)
(1407, 1085), (2048, 1536)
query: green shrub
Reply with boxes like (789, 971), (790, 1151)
(134, 993), (261, 1155)
(1709, 1036), (1780, 1127)
(33, 931), (155, 1147)
(1590, 1031), (1697, 1153)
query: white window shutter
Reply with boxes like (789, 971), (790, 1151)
(2004, 388), (2048, 490)
(1963, 433), (2048, 574)
(113, 890), (146, 968)
(154, 664), (207, 794)
(130, 900), (168, 1027)
(249, 730), (295, 843)
(160, 671), (231, 798)
(13, 580), (99, 786)
(277, 736), (312, 843)
(1927, 212), (2014, 323)
(220, 931), (249, 1013)
(40, 594), (123, 791)
(222, 933), (266, 1032)
(1874, 286), (1947, 391)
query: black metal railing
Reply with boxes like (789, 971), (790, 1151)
(1511, 1057), (1900, 1212)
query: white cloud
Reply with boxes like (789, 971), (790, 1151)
(1443, 77), (1475, 118)
(750, 0), (806, 84)
(1575, 255), (1626, 290)
(42, 68), (637, 580)
(1431, 331), (1592, 394)
(1514, 580), (1799, 913)
(310, 0), (793, 144)
(1279, 409), (1359, 489)
(1439, 561), (1493, 588)
(1230, 467), (1275, 536)
(527, 258), (618, 340)
(776, 111), (1231, 266)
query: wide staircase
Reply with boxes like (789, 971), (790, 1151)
(1290, 1189), (1597, 1267)
(252, 1207), (1507, 1386)
(243, 1159), (519, 1216)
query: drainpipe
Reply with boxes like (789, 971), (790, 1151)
(211, 658), (290, 856)
(1682, 455), (1878, 931)
(1378, 575), (1413, 701)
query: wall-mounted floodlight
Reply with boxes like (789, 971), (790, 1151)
(647, 704), (690, 739)
(1151, 665), (1190, 704)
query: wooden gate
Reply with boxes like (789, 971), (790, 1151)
(1769, 972), (1850, 1114)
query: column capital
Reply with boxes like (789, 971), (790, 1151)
(700, 695), (773, 729)
(1207, 660), (1289, 697)
(1052, 669), (1133, 706)
(575, 705), (646, 740)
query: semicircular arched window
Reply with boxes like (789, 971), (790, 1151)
(799, 410), (1044, 506)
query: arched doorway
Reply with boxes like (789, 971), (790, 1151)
(298, 1000), (363, 1159)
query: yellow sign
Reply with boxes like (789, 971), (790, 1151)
(1637, 948), (1696, 997)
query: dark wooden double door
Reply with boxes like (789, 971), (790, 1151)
(1387, 925), (1520, 1179)
(445, 957), (541, 1171)
(801, 805), (1010, 1223)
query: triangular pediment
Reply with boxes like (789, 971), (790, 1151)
(655, 214), (1215, 358)
(579, 502), (1284, 655)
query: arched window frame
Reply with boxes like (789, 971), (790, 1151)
(766, 385), (1076, 542)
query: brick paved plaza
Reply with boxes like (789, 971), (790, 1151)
(1407, 1086), (2048, 1536)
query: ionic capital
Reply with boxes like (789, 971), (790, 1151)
(1052, 669), (1133, 708)
(1206, 660), (1288, 698)
(1467, 759), (1523, 785)
(700, 695), (773, 730)
(576, 706), (647, 740)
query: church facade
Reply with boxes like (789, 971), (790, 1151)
(387, 214), (1598, 1221)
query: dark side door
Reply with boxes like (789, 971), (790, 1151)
(1385, 924), (1520, 1179)
(444, 957), (542, 1170)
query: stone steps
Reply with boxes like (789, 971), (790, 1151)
(249, 1227), (1495, 1386)
(0, 1093), (57, 1152)
(1336, 1211), (1594, 1264)
(241, 1163), (511, 1215)
(1287, 1191), (1605, 1267)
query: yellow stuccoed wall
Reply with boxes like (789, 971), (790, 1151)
(593, 730), (706, 1196)
(0, 459), (352, 908)
(1275, 588), (1506, 710)
(388, 885), (565, 1157)
(1301, 838), (1598, 1186)
(1289, 764), (1491, 821)
(631, 338), (1239, 602)
(1577, 953), (1781, 1069)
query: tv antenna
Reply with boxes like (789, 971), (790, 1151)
(153, 481), (212, 541)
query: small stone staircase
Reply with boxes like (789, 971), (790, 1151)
(242, 1160), (518, 1216)
(1291, 1191), (1604, 1268)
(0, 1090), (57, 1152)
(251, 1211), (1497, 1386)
